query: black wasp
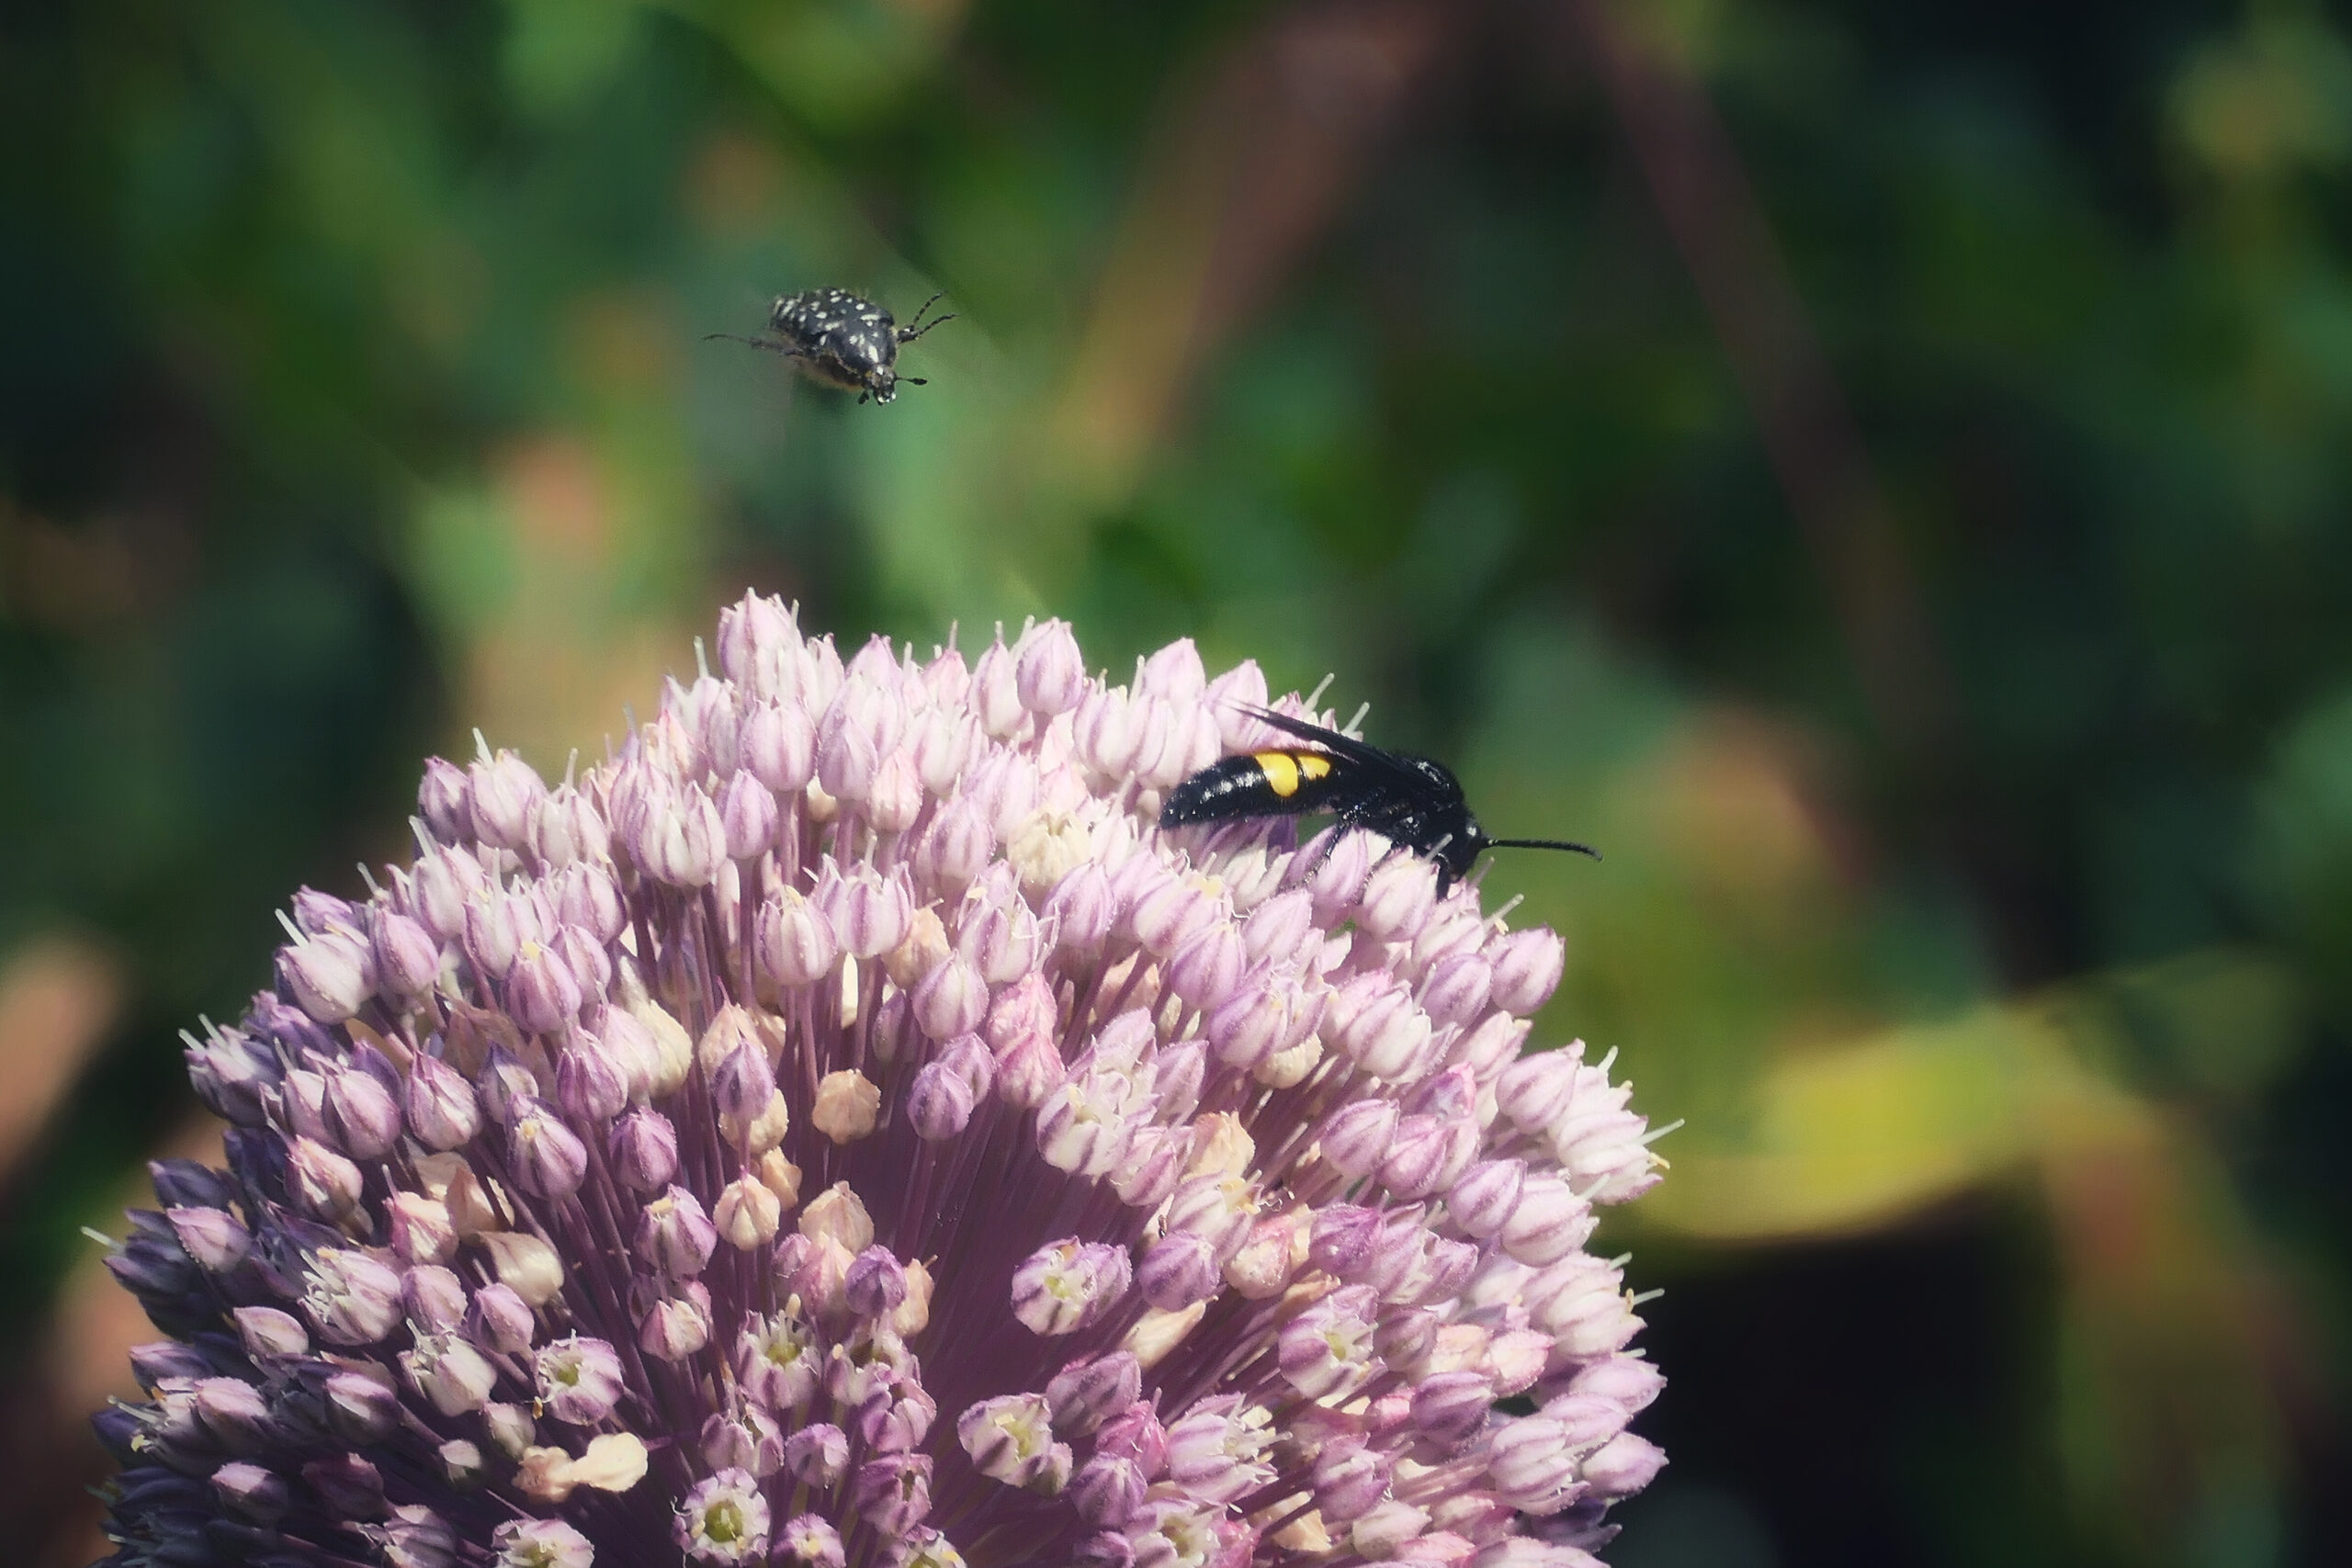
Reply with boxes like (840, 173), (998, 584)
(708, 288), (955, 405)
(1159, 706), (1599, 897)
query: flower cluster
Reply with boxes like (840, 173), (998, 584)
(92, 598), (1668, 1568)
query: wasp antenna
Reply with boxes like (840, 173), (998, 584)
(900, 376), (928, 387)
(1485, 837), (1603, 861)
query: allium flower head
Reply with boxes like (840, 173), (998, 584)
(93, 598), (1668, 1568)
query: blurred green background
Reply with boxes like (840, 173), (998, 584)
(3, 0), (2347, 1563)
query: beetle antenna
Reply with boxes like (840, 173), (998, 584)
(1484, 837), (1603, 861)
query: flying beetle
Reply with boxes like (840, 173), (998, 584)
(1159, 706), (1600, 897)
(707, 288), (955, 405)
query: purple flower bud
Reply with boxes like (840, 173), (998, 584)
(1302, 827), (1374, 924)
(1013, 620), (1085, 715)
(1578, 1431), (1665, 1499)
(863, 748), (924, 834)
(1126, 866), (1218, 957)
(816, 864), (912, 960)
(1320, 1099), (1400, 1177)
(741, 699), (816, 793)
(164, 1206), (250, 1273)
(1358, 851), (1438, 942)
(285, 1134), (363, 1218)
(609, 1107), (679, 1193)
(1070, 1454), (1148, 1528)
(418, 757), (472, 842)
(211, 1461), (290, 1526)
(232, 1305), (308, 1360)
(508, 1104), (589, 1199)
(1166, 921), (1247, 1010)
(1563, 1352), (1667, 1416)
(1487, 1414), (1588, 1514)
(505, 940), (582, 1035)
(1419, 952), (1494, 1027)
(635, 1185), (718, 1278)
(1315, 1434), (1394, 1522)
(1381, 1112), (1481, 1201)
(324, 1368), (403, 1445)
(710, 1036), (777, 1122)
(1278, 1283), (1382, 1398)
(463, 891), (525, 982)
(957, 896), (1041, 985)
(756, 889), (838, 988)
(720, 770), (778, 861)
(1332, 971), (1437, 1081)
(636, 779), (726, 888)
(303, 1248), (404, 1346)
(844, 1246), (907, 1318)
(1136, 1231), (1221, 1310)
(1412, 1368), (1496, 1447)
(1500, 1174), (1596, 1266)
(323, 1060), (403, 1159)
(553, 921), (613, 1006)
(907, 1057), (978, 1140)
(914, 954), (988, 1040)
(1044, 1352), (1141, 1434)
(554, 862), (628, 945)
(1045, 861), (1115, 955)
(1309, 1204), (1384, 1279)
(555, 1031), (629, 1123)
(1488, 926), (1566, 1016)
(639, 1281), (714, 1363)
(970, 637), (1023, 738)
(277, 929), (371, 1024)
(534, 1336), (625, 1424)
(816, 671), (908, 803)
(363, 1505), (458, 1568)
(531, 784), (610, 871)
(372, 910), (442, 1001)
(466, 1281), (535, 1354)
(184, 1030), (280, 1127)
(194, 1376), (275, 1452)
(783, 1422), (848, 1486)
(403, 1050), (480, 1150)
(467, 747), (546, 852)
(408, 845), (485, 944)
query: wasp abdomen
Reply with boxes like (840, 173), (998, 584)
(1160, 750), (1340, 825)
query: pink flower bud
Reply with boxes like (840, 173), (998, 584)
(634, 779), (725, 888)
(1071, 1454), (1148, 1528)
(914, 954), (989, 1040)
(756, 889), (838, 987)
(1447, 1158), (1524, 1238)
(322, 1062), (403, 1159)
(1487, 926), (1566, 1016)
(906, 1059), (978, 1140)
(719, 771), (778, 860)
(863, 749), (923, 834)
(505, 942), (581, 1035)
(467, 748), (546, 852)
(635, 1185), (718, 1277)
(469, 1282), (537, 1354)
(408, 844), (485, 944)
(530, 784), (609, 871)
(1044, 861), (1115, 955)
(1166, 921), (1247, 1010)
(277, 930), (371, 1024)
(741, 698), (816, 794)
(915, 796), (993, 896)
(815, 865), (911, 960)
(1318, 1099), (1399, 1177)
(816, 671), (907, 802)
(909, 705), (978, 795)
(166, 1203), (250, 1274)
(1411, 1369), (1495, 1446)
(553, 862), (627, 945)
(1381, 1113), (1480, 1201)
(1500, 1174), (1595, 1266)
(608, 1106), (678, 1193)
(1331, 972), (1435, 1080)
(401, 1267), (468, 1334)
(371, 911), (441, 1002)
(508, 1104), (588, 1199)
(232, 1304), (309, 1359)
(970, 637), (1023, 738)
(710, 1036), (776, 1122)
(1358, 851), (1438, 942)
(1136, 1231), (1221, 1310)
(1044, 1352), (1140, 1434)
(1577, 1431), (1665, 1499)
(639, 1282), (713, 1362)
(1563, 1353), (1667, 1416)
(287, 1134), (362, 1218)
(462, 890), (525, 981)
(1013, 620), (1085, 716)
(1314, 1434), (1393, 1522)
(417, 757), (472, 843)
(1309, 1204), (1384, 1280)
(1419, 953), (1493, 1027)
(534, 1336), (626, 1425)
(1074, 685), (1142, 778)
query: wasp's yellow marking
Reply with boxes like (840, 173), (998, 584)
(1254, 750), (1334, 798)
(1255, 751), (1302, 797)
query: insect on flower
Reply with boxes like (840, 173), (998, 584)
(1160, 705), (1600, 897)
(708, 287), (956, 404)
